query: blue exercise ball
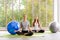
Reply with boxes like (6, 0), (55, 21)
(7, 20), (20, 35)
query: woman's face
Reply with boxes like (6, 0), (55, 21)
(24, 15), (27, 20)
(35, 16), (38, 22)
(36, 16), (38, 19)
(35, 19), (37, 22)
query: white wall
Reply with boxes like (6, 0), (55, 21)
(58, 0), (60, 23)
(54, 0), (58, 22)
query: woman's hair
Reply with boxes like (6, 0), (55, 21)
(33, 18), (40, 27)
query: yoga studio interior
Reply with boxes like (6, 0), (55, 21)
(0, 0), (60, 40)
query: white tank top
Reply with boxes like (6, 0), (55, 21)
(34, 23), (39, 30)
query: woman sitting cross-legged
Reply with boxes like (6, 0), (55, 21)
(15, 14), (33, 36)
(32, 16), (45, 33)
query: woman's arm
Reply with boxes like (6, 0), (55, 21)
(28, 26), (32, 32)
(28, 21), (32, 32)
(38, 22), (42, 29)
(32, 20), (35, 27)
(19, 22), (22, 32)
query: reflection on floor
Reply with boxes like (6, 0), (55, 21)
(0, 31), (60, 40)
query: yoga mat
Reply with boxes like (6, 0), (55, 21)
(0, 31), (52, 38)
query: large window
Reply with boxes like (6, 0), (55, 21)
(0, 0), (53, 28)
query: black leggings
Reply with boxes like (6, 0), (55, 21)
(32, 30), (45, 33)
(16, 30), (33, 36)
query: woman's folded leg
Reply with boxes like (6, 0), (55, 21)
(24, 31), (33, 36)
(16, 30), (33, 36)
(38, 30), (45, 33)
(16, 31), (24, 35)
